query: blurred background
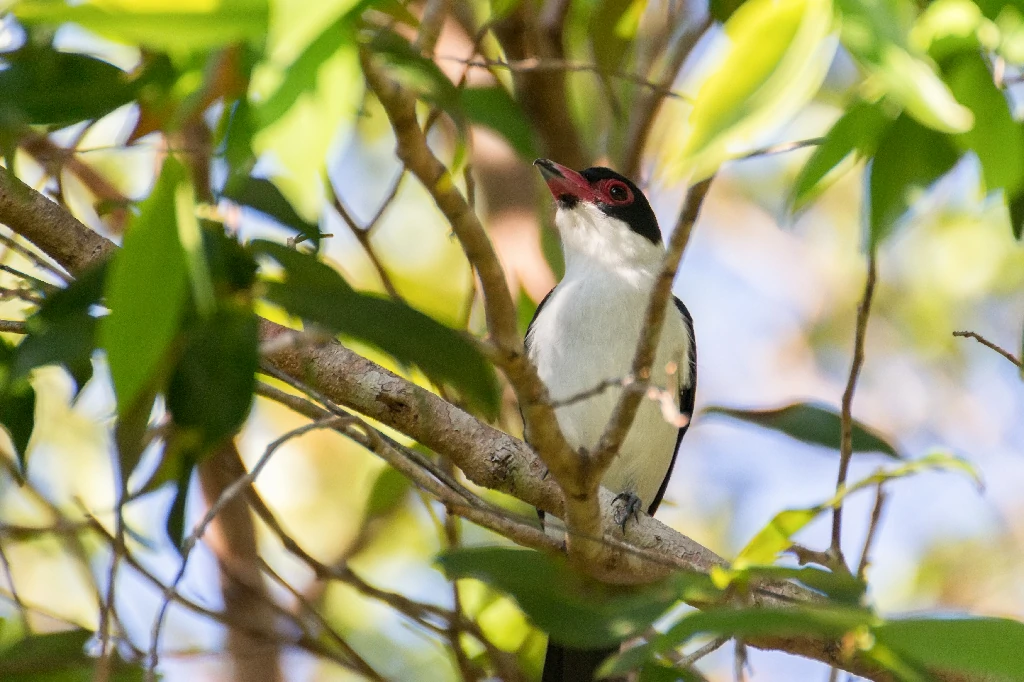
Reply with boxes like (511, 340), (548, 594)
(1, 0), (1024, 679)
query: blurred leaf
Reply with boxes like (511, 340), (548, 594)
(256, 1), (363, 128)
(439, 547), (715, 649)
(848, 451), (982, 493)
(604, 605), (876, 676)
(369, 29), (460, 112)
(639, 663), (708, 682)
(738, 566), (866, 604)
(165, 462), (193, 547)
(0, 628), (145, 680)
(943, 51), (1024, 237)
(0, 338), (36, 472)
(364, 465), (411, 520)
(203, 227), (259, 296)
(710, 0), (747, 22)
(790, 101), (891, 210)
(836, 0), (973, 133)
(251, 240), (500, 417)
(869, 115), (960, 246)
(102, 158), (190, 413)
(517, 288), (538, 337)
(733, 508), (819, 568)
(13, 263), (107, 393)
(1010, 189), (1024, 240)
(667, 0), (836, 179)
(874, 617), (1024, 680)
(175, 182), (215, 317)
(223, 176), (321, 249)
(461, 86), (536, 158)
(16, 0), (269, 54)
(703, 402), (901, 458)
(167, 305), (258, 449)
(0, 44), (165, 127)
(589, 0), (642, 77)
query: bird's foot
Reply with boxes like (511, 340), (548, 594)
(611, 492), (643, 533)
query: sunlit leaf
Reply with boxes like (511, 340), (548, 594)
(250, 240), (500, 416)
(875, 617), (1024, 680)
(662, 0), (836, 179)
(703, 402), (901, 458)
(222, 176), (321, 248)
(102, 158), (190, 413)
(167, 304), (259, 449)
(0, 45), (169, 127)
(16, 0), (269, 54)
(733, 508), (819, 568)
(846, 451), (983, 493)
(589, 0), (642, 78)
(461, 86), (537, 159)
(0, 338), (36, 472)
(836, 0), (973, 133)
(790, 101), (891, 210)
(0, 628), (145, 680)
(438, 547), (714, 648)
(868, 114), (959, 246)
(603, 605), (876, 676)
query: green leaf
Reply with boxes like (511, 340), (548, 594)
(868, 115), (960, 246)
(709, 0), (747, 22)
(604, 605), (876, 676)
(369, 29), (461, 112)
(703, 402), (901, 458)
(13, 263), (107, 393)
(874, 617), (1024, 681)
(102, 158), (190, 413)
(438, 547), (714, 649)
(0, 44), (166, 127)
(1010, 188), (1024, 240)
(0, 628), (145, 680)
(222, 177), (321, 249)
(460, 86), (536, 159)
(666, 0), (836, 179)
(733, 507), (819, 568)
(16, 0), (269, 54)
(737, 565), (866, 604)
(0, 338), (36, 472)
(364, 465), (411, 520)
(639, 662), (708, 682)
(251, 240), (500, 417)
(589, 0), (642, 78)
(836, 0), (973, 133)
(790, 101), (891, 210)
(167, 305), (258, 450)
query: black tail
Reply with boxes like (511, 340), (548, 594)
(542, 642), (618, 682)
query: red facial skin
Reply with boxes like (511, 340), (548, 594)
(536, 159), (635, 207)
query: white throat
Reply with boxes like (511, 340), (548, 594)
(555, 203), (664, 282)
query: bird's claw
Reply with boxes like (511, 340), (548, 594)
(612, 492), (643, 533)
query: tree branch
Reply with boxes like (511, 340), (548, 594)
(953, 330), (1023, 368)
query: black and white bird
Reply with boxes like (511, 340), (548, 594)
(527, 159), (697, 682)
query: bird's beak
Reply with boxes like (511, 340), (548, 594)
(534, 158), (599, 205)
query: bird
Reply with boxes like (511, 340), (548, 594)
(526, 158), (697, 682)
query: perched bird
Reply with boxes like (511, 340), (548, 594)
(527, 159), (697, 682)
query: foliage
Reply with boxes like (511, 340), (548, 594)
(0, 0), (1022, 679)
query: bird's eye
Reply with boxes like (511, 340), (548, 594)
(608, 182), (629, 202)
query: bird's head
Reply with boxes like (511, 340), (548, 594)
(534, 158), (662, 272)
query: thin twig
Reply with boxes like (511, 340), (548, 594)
(0, 541), (28, 626)
(435, 55), (692, 102)
(681, 636), (730, 666)
(330, 190), (404, 300)
(739, 138), (825, 160)
(953, 330), (1023, 368)
(146, 417), (347, 680)
(856, 482), (887, 580)
(258, 558), (385, 681)
(0, 319), (27, 334)
(0, 231), (70, 283)
(830, 251), (878, 569)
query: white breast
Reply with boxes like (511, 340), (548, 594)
(527, 264), (692, 511)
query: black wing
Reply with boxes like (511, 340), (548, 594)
(646, 296), (696, 516)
